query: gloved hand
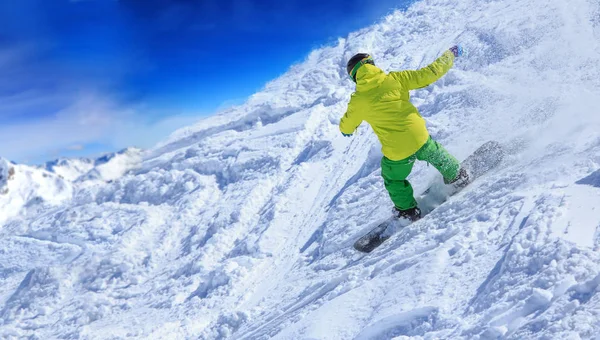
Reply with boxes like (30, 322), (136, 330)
(449, 45), (464, 57)
(341, 132), (353, 137)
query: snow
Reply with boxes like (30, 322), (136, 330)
(43, 147), (143, 182)
(1, 0), (600, 338)
(43, 158), (95, 182)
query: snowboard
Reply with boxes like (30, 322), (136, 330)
(353, 141), (505, 253)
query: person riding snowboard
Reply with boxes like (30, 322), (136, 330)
(340, 46), (468, 222)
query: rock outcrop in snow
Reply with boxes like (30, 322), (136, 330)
(0, 158), (14, 195)
(1, 0), (600, 338)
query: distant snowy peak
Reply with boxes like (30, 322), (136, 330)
(43, 147), (143, 182)
(0, 147), (142, 225)
(82, 147), (143, 182)
(42, 158), (94, 181)
(93, 147), (141, 166)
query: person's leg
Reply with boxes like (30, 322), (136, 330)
(415, 137), (461, 184)
(381, 155), (417, 210)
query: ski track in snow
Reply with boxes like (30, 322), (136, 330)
(2, 0), (600, 338)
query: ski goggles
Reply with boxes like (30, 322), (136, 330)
(349, 56), (374, 81)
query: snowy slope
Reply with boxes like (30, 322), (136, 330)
(2, 0), (600, 338)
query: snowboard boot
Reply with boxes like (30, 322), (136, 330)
(447, 167), (470, 188)
(394, 206), (422, 222)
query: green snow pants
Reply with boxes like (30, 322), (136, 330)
(381, 137), (460, 210)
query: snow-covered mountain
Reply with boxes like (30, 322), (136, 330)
(1, 0), (600, 338)
(0, 148), (143, 227)
(0, 158), (72, 226)
(42, 147), (143, 182)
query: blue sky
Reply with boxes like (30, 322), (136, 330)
(0, 0), (411, 164)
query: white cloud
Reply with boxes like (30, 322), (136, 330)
(65, 144), (85, 151)
(111, 114), (204, 149)
(0, 92), (205, 163)
(0, 34), (210, 164)
(0, 94), (114, 160)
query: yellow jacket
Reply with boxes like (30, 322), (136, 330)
(340, 51), (455, 161)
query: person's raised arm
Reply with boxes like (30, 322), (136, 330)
(390, 46), (462, 90)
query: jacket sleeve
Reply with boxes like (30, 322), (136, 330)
(390, 50), (455, 90)
(339, 97), (363, 135)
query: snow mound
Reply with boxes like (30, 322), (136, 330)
(2, 0), (600, 338)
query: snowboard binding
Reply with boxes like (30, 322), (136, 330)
(393, 206), (422, 222)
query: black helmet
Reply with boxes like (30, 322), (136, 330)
(346, 53), (374, 82)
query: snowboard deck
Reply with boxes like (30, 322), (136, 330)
(353, 141), (505, 253)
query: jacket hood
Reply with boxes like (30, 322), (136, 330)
(355, 64), (386, 91)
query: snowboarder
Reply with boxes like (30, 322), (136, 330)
(340, 46), (468, 222)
